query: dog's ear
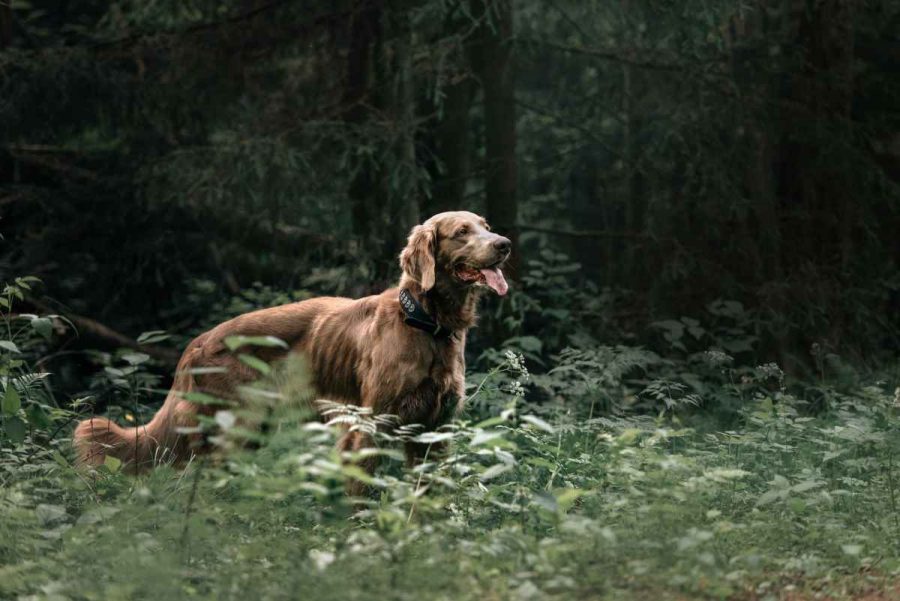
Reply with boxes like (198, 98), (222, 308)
(400, 224), (436, 291)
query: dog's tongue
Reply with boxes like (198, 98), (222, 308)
(480, 266), (508, 296)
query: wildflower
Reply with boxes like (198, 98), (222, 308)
(504, 349), (530, 381)
(703, 349), (733, 368)
(756, 362), (785, 384)
(507, 380), (526, 397)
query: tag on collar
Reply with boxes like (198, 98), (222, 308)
(399, 289), (454, 340)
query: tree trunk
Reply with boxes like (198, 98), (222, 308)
(781, 0), (856, 270)
(429, 77), (476, 215)
(1, 2), (12, 49)
(771, 0), (857, 358)
(344, 0), (383, 246)
(385, 7), (421, 261)
(470, 0), (519, 277)
(620, 0), (645, 286)
(422, 8), (477, 218)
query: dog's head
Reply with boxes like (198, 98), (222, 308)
(400, 211), (511, 296)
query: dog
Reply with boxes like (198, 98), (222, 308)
(73, 211), (511, 491)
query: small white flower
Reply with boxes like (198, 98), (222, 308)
(308, 549), (336, 571)
(508, 380), (526, 397)
(755, 362), (785, 384)
(214, 410), (236, 431)
(703, 349), (732, 368)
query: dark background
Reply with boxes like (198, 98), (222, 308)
(2, 0), (899, 395)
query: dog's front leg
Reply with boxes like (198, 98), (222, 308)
(404, 439), (447, 469)
(398, 387), (460, 468)
(337, 428), (379, 497)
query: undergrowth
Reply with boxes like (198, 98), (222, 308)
(2, 277), (900, 600)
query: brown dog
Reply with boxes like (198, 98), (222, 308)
(74, 211), (511, 488)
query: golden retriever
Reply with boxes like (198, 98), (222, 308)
(74, 211), (511, 491)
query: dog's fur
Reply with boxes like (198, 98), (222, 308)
(73, 211), (511, 490)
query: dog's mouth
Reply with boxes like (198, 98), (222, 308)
(453, 260), (509, 296)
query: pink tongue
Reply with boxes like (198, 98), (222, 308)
(479, 267), (508, 296)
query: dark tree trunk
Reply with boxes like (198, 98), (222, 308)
(770, 0), (857, 359)
(384, 7), (421, 263)
(1, 2), (12, 48)
(344, 0), (383, 246)
(780, 0), (856, 271)
(429, 77), (476, 215)
(620, 0), (646, 286)
(470, 0), (519, 277)
(422, 9), (477, 218)
(344, 2), (424, 280)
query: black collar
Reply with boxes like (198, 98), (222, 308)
(399, 288), (454, 340)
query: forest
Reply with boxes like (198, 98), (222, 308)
(2, 0), (900, 599)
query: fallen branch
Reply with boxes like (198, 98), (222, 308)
(26, 298), (181, 366)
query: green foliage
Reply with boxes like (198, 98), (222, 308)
(0, 277), (75, 447)
(3, 274), (900, 598)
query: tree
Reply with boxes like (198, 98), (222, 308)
(470, 0), (519, 276)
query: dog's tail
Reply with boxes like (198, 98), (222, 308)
(74, 345), (201, 471)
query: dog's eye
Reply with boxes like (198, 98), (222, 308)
(455, 226), (469, 238)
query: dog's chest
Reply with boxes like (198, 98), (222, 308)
(430, 340), (464, 390)
(389, 341), (463, 428)
(426, 342), (465, 422)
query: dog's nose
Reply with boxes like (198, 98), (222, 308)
(493, 237), (512, 254)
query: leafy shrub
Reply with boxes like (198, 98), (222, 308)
(3, 274), (900, 600)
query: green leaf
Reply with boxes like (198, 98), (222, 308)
(554, 488), (585, 512)
(521, 414), (555, 433)
(411, 431), (455, 444)
(841, 544), (863, 556)
(26, 404), (50, 428)
(2, 386), (21, 415)
(473, 415), (509, 429)
(721, 338), (755, 353)
(479, 463), (512, 481)
(224, 335), (288, 351)
(4, 416), (26, 443)
(0, 340), (20, 353)
(137, 330), (170, 344)
(616, 428), (642, 446)
(651, 320), (684, 336)
(52, 450), (69, 468)
(340, 464), (378, 486)
(505, 336), (543, 353)
(471, 429), (505, 446)
(30, 317), (53, 341)
(756, 488), (787, 506)
(104, 455), (122, 473)
(791, 479), (825, 493)
(35, 504), (67, 525)
(76, 506), (120, 526)
(121, 352), (150, 366)
(526, 456), (556, 469)
(238, 353), (271, 375)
